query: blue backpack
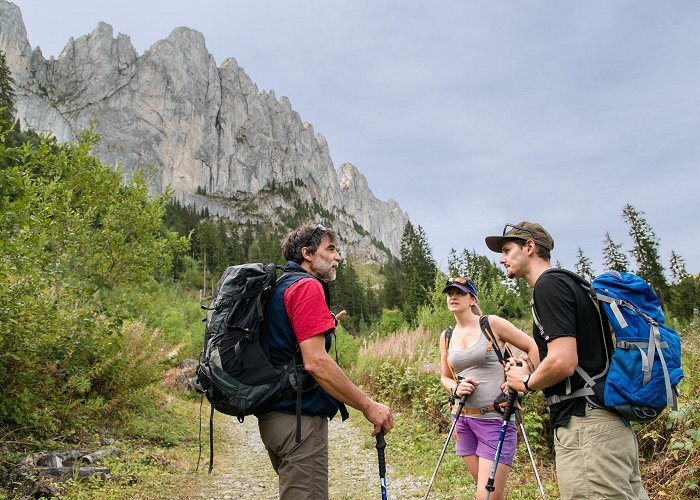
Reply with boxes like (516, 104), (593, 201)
(592, 271), (683, 421)
(541, 270), (684, 423)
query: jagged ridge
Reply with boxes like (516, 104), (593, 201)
(0, 0), (409, 262)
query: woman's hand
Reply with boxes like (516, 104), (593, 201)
(454, 378), (479, 397)
(517, 353), (536, 372)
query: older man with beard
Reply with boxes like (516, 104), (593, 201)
(256, 223), (393, 500)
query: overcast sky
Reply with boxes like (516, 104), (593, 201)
(11, 0), (700, 274)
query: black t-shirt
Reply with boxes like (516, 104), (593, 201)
(532, 269), (611, 428)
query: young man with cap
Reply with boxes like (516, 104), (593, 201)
(485, 222), (647, 500)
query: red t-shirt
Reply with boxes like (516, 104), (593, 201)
(284, 278), (335, 343)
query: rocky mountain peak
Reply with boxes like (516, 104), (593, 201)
(0, 0), (409, 262)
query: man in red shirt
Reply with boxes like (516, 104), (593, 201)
(258, 224), (394, 499)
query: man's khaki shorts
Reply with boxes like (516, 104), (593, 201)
(554, 406), (648, 499)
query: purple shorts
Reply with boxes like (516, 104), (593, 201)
(452, 415), (517, 466)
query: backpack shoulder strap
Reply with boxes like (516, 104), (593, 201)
(277, 267), (310, 285)
(444, 326), (454, 349)
(543, 268), (597, 302)
(443, 326), (459, 383)
(479, 315), (513, 366)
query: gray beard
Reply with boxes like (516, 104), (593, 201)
(311, 262), (336, 282)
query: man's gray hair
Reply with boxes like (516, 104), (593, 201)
(282, 224), (339, 264)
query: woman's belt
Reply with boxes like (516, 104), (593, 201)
(451, 402), (505, 415)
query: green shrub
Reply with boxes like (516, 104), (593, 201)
(519, 390), (555, 460)
(634, 318), (700, 497)
(379, 309), (405, 335)
(0, 127), (188, 439)
(353, 328), (447, 427)
(415, 274), (454, 334)
(333, 325), (360, 370)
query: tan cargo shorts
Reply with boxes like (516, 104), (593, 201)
(554, 405), (648, 499)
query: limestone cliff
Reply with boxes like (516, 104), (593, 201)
(0, 1), (409, 262)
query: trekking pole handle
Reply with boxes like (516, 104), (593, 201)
(376, 428), (388, 500)
(504, 389), (518, 420)
(376, 428), (386, 478)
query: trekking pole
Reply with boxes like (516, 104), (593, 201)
(514, 408), (546, 499)
(423, 392), (469, 500)
(376, 428), (388, 500)
(484, 389), (517, 500)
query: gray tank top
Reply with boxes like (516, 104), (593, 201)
(447, 331), (506, 418)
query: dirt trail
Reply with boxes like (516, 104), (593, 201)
(183, 410), (426, 500)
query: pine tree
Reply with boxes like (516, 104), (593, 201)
(622, 204), (667, 297)
(415, 225), (438, 286)
(330, 259), (364, 332)
(666, 250), (696, 320)
(398, 221), (437, 325)
(380, 258), (403, 310)
(365, 276), (380, 320)
(575, 247), (596, 282)
(0, 51), (15, 125)
(669, 251), (689, 285)
(602, 232), (629, 272)
(399, 221), (416, 264)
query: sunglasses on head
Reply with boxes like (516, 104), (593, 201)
(445, 277), (477, 294)
(446, 277), (468, 286)
(502, 223), (535, 240)
(311, 223), (327, 238)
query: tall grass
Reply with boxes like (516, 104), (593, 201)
(354, 327), (447, 428)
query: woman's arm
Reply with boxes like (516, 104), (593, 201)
(439, 330), (458, 394)
(488, 315), (541, 369)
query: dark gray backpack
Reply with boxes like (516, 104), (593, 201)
(195, 263), (309, 471)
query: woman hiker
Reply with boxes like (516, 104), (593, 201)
(439, 276), (540, 500)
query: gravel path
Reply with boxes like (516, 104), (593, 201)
(185, 410), (426, 500)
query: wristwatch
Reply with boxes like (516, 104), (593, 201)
(522, 374), (532, 392)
